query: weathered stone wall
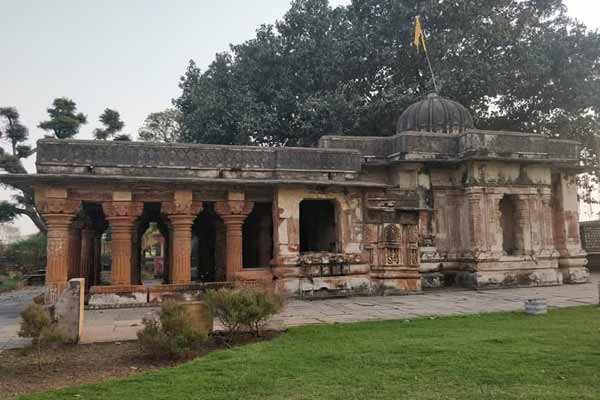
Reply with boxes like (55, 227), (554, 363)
(551, 172), (589, 282)
(272, 186), (368, 295)
(423, 161), (581, 288)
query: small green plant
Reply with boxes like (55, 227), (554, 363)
(137, 301), (208, 359)
(18, 303), (65, 370)
(205, 288), (284, 340)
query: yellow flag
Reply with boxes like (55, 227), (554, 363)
(414, 16), (427, 53)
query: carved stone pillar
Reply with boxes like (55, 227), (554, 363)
(102, 201), (143, 286)
(68, 220), (82, 279)
(79, 226), (96, 289)
(466, 188), (484, 257)
(488, 193), (505, 256)
(540, 190), (556, 255)
(36, 197), (81, 299)
(162, 192), (202, 285)
(92, 230), (102, 286)
(215, 200), (254, 280)
(515, 194), (532, 254)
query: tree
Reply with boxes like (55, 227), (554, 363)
(113, 134), (132, 141)
(5, 233), (46, 272)
(0, 107), (45, 231)
(138, 109), (183, 143)
(175, 0), (600, 172)
(94, 108), (125, 140)
(38, 97), (87, 139)
(0, 107), (31, 157)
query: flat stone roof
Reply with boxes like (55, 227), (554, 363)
(320, 129), (581, 164)
(35, 139), (363, 175)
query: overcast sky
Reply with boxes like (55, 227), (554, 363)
(0, 0), (598, 236)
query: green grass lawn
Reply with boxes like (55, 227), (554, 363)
(22, 306), (600, 400)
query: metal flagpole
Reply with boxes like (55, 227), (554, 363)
(423, 47), (439, 93)
(415, 15), (439, 93)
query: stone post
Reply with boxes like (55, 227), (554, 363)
(35, 191), (81, 301)
(162, 191), (202, 284)
(215, 194), (254, 281)
(102, 200), (143, 286)
(53, 278), (85, 343)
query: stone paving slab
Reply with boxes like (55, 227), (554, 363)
(1, 276), (598, 349)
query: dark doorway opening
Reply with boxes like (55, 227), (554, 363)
(299, 200), (337, 252)
(192, 203), (225, 282)
(243, 203), (273, 268)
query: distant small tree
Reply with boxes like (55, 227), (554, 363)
(138, 109), (182, 143)
(18, 303), (64, 370)
(0, 107), (31, 157)
(38, 98), (87, 139)
(113, 134), (132, 141)
(94, 108), (125, 140)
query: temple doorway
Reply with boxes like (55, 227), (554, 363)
(243, 202), (273, 268)
(139, 223), (166, 285)
(133, 203), (171, 285)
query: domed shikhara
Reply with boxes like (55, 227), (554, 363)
(396, 93), (475, 134)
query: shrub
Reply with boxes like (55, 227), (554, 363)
(205, 288), (284, 339)
(18, 303), (65, 369)
(137, 301), (208, 359)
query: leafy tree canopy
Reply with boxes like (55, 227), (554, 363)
(38, 97), (87, 139)
(175, 0), (600, 173)
(138, 108), (183, 143)
(94, 108), (125, 140)
(0, 107), (30, 157)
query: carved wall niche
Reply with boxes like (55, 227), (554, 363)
(377, 222), (419, 268)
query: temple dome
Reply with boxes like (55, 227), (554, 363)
(396, 93), (474, 134)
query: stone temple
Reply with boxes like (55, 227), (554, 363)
(2, 94), (590, 303)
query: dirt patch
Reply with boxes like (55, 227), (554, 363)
(0, 332), (279, 399)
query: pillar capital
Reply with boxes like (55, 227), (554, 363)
(162, 200), (203, 218)
(102, 201), (144, 224)
(215, 200), (254, 220)
(37, 198), (81, 227)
